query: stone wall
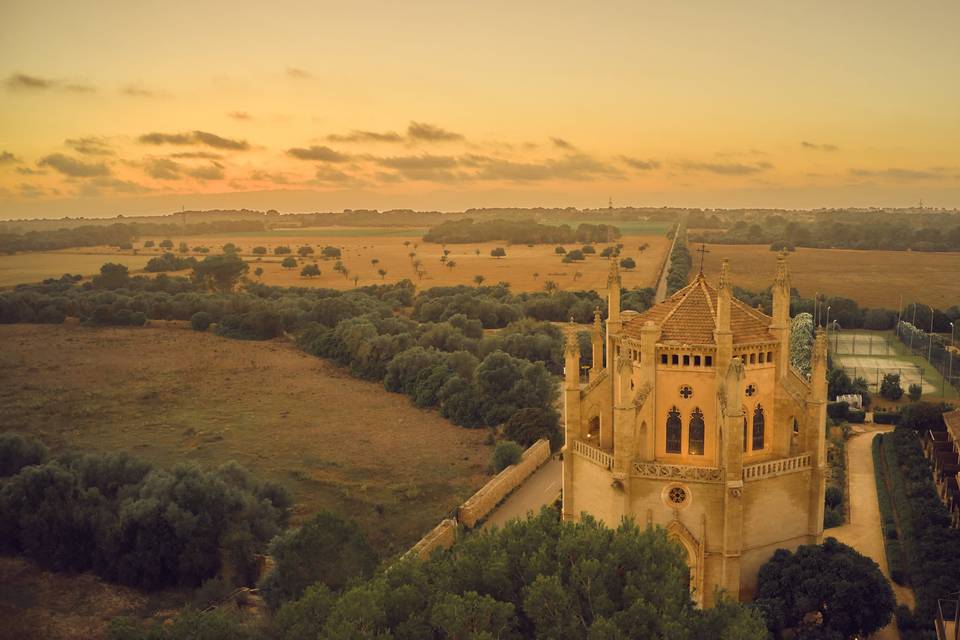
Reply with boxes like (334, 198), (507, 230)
(407, 518), (457, 560)
(458, 439), (552, 528)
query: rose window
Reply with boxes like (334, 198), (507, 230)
(679, 385), (693, 399)
(745, 384), (757, 397)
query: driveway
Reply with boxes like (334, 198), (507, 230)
(481, 458), (561, 530)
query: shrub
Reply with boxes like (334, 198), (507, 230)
(321, 246), (341, 259)
(880, 373), (903, 400)
(252, 246), (267, 255)
(873, 410), (899, 425)
(554, 246), (566, 254)
(619, 257), (636, 270)
(504, 407), (561, 450)
(825, 485), (843, 509)
(281, 256), (298, 269)
(847, 408), (866, 423)
(0, 432), (48, 477)
(826, 401), (849, 421)
(823, 506), (843, 528)
(191, 311), (213, 331)
(490, 247), (506, 258)
(907, 383), (922, 401)
(491, 440), (523, 472)
(274, 246), (292, 255)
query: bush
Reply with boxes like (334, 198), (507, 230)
(823, 506), (843, 528)
(825, 485), (843, 509)
(274, 246), (292, 255)
(191, 311), (213, 331)
(907, 383), (922, 401)
(252, 246), (267, 255)
(880, 373), (903, 400)
(491, 440), (523, 472)
(847, 408), (866, 423)
(873, 410), (899, 425)
(554, 246), (566, 254)
(0, 432), (48, 477)
(504, 407), (561, 450)
(826, 401), (849, 421)
(258, 511), (377, 608)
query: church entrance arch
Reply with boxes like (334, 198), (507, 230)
(666, 520), (705, 605)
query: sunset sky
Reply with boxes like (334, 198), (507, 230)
(1, 0), (959, 219)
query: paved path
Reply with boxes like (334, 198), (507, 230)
(654, 226), (680, 303)
(829, 425), (914, 639)
(481, 458), (562, 530)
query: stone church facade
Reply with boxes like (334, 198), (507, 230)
(561, 254), (827, 605)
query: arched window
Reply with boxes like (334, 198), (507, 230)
(666, 406), (682, 453)
(753, 405), (765, 450)
(688, 408), (705, 455)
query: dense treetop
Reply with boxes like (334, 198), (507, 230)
(423, 218), (621, 245)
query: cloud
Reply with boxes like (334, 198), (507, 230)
(5, 73), (96, 93)
(801, 141), (839, 152)
(76, 177), (150, 197)
(312, 166), (366, 187)
(144, 158), (182, 180)
(286, 67), (312, 79)
(849, 167), (942, 181)
(374, 154), (460, 181)
(37, 153), (111, 177)
(186, 163), (225, 180)
(677, 160), (773, 176)
(121, 84), (164, 98)
(138, 130), (250, 150)
(0, 151), (19, 164)
(249, 170), (289, 184)
(228, 111), (252, 120)
(15, 166), (45, 175)
(65, 136), (114, 156)
(169, 151), (223, 159)
(287, 145), (350, 162)
(619, 156), (661, 171)
(471, 153), (622, 182)
(17, 183), (47, 198)
(551, 137), (575, 150)
(407, 121), (463, 142)
(5, 73), (54, 90)
(327, 129), (405, 143)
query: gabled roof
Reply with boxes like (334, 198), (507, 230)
(621, 273), (774, 345)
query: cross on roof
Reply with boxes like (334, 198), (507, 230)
(696, 243), (710, 274)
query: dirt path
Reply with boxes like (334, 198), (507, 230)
(829, 426), (915, 639)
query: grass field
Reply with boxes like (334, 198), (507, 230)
(699, 243), (960, 309)
(0, 323), (491, 556)
(1, 228), (671, 293)
(0, 252), (152, 288)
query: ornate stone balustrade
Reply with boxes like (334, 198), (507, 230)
(571, 439), (613, 469)
(631, 461), (723, 482)
(742, 453), (812, 481)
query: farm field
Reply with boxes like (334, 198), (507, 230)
(0, 252), (152, 288)
(0, 323), (491, 556)
(3, 228), (671, 292)
(699, 243), (960, 309)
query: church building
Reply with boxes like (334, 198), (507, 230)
(561, 253), (827, 605)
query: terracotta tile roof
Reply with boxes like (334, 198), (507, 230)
(621, 273), (774, 345)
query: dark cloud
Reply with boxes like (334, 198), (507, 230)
(249, 170), (289, 184)
(15, 166), (44, 175)
(66, 136), (114, 156)
(76, 177), (150, 197)
(37, 153), (111, 177)
(286, 67), (312, 79)
(169, 151), (223, 160)
(144, 158), (182, 180)
(327, 129), (404, 143)
(374, 154), (460, 181)
(801, 141), (839, 152)
(138, 130), (250, 150)
(186, 163), (225, 180)
(460, 153), (622, 182)
(0, 151), (19, 164)
(228, 111), (252, 120)
(65, 83), (96, 93)
(677, 161), (772, 176)
(407, 121), (463, 142)
(551, 137), (575, 150)
(18, 183), (47, 198)
(619, 156), (661, 171)
(312, 166), (366, 187)
(5, 73), (54, 90)
(849, 167), (941, 180)
(287, 145), (350, 162)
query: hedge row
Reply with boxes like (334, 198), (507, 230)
(879, 428), (960, 632)
(871, 435), (905, 584)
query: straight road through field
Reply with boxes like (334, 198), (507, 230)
(829, 425), (914, 640)
(480, 458), (561, 530)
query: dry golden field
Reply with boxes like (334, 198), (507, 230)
(1, 227), (670, 292)
(0, 323), (490, 556)
(700, 243), (960, 308)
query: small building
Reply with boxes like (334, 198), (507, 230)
(561, 254), (827, 605)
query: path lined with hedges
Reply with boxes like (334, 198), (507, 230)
(829, 426), (914, 640)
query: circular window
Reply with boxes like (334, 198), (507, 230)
(679, 385), (693, 399)
(662, 483), (691, 509)
(745, 383), (757, 397)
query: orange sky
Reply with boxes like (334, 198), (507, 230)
(1, 1), (959, 219)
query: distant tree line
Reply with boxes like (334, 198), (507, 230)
(0, 219), (265, 254)
(690, 215), (960, 252)
(666, 224), (692, 294)
(0, 432), (289, 591)
(423, 218), (621, 244)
